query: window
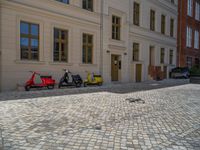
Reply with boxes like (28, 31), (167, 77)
(54, 28), (68, 62)
(170, 18), (174, 37)
(20, 21), (39, 60)
(160, 48), (165, 64)
(169, 50), (174, 65)
(150, 9), (155, 31)
(55, 0), (69, 4)
(195, 58), (200, 66)
(187, 0), (193, 17)
(187, 57), (192, 68)
(112, 15), (121, 40)
(82, 33), (93, 64)
(194, 30), (199, 49)
(195, 1), (200, 20)
(133, 2), (140, 26)
(82, 0), (93, 11)
(133, 43), (139, 61)
(161, 15), (166, 34)
(186, 26), (192, 47)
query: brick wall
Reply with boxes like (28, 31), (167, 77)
(177, 0), (200, 67)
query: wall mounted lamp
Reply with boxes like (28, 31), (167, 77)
(106, 50), (110, 53)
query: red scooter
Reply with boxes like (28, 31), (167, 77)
(25, 71), (55, 91)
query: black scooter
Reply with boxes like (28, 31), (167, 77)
(58, 69), (83, 88)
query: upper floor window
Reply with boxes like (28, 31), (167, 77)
(150, 9), (155, 31)
(160, 48), (165, 64)
(170, 18), (174, 37)
(82, 33), (93, 64)
(20, 21), (39, 60)
(186, 26), (192, 47)
(54, 28), (68, 62)
(161, 15), (166, 34)
(133, 2), (140, 26)
(82, 0), (93, 12)
(133, 43), (139, 61)
(194, 30), (199, 49)
(56, 0), (69, 4)
(195, 1), (200, 20)
(112, 15), (121, 40)
(187, 0), (193, 17)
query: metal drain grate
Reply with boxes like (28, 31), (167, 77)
(126, 98), (145, 104)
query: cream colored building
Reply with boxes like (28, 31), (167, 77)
(0, 0), (178, 91)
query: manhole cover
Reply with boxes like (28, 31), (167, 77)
(126, 98), (145, 104)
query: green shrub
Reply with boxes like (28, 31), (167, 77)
(190, 65), (200, 75)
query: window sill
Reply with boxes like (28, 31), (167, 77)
(49, 62), (73, 66)
(15, 60), (45, 65)
(79, 63), (97, 67)
(131, 60), (144, 64)
(109, 38), (125, 44)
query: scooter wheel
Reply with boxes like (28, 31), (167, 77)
(25, 85), (30, 91)
(83, 82), (87, 87)
(98, 82), (102, 86)
(47, 85), (54, 89)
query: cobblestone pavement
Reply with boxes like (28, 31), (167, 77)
(0, 80), (200, 150)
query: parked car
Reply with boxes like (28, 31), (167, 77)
(170, 67), (190, 79)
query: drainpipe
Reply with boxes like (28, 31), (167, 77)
(0, 4), (2, 92)
(178, 0), (182, 67)
(100, 0), (104, 75)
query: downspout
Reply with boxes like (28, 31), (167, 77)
(0, 2), (2, 92)
(178, 0), (182, 67)
(100, 0), (104, 75)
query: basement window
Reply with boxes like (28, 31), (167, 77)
(55, 0), (69, 4)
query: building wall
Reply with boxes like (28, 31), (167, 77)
(0, 0), (101, 91)
(0, 0), (178, 91)
(178, 0), (200, 67)
(129, 0), (177, 81)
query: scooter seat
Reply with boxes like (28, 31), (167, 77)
(94, 75), (101, 78)
(41, 75), (52, 79)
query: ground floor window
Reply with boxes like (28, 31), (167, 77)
(82, 33), (93, 64)
(20, 21), (39, 60)
(133, 43), (139, 61)
(53, 28), (68, 62)
(169, 50), (173, 65)
(160, 48), (165, 64)
(195, 58), (200, 67)
(186, 57), (192, 68)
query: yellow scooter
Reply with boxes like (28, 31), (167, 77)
(84, 71), (103, 87)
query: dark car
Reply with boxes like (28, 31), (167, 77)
(170, 67), (190, 79)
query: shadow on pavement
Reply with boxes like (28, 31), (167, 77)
(0, 79), (190, 101)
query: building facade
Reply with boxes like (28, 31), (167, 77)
(0, 0), (178, 91)
(178, 0), (200, 68)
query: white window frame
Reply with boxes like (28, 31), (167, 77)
(194, 30), (199, 49)
(186, 26), (192, 47)
(195, 1), (200, 20)
(187, 0), (193, 17)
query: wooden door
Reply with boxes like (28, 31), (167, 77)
(111, 55), (119, 81)
(136, 64), (142, 82)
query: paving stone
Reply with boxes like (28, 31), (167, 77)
(0, 80), (199, 150)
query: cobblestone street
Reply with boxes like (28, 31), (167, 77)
(0, 80), (200, 150)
